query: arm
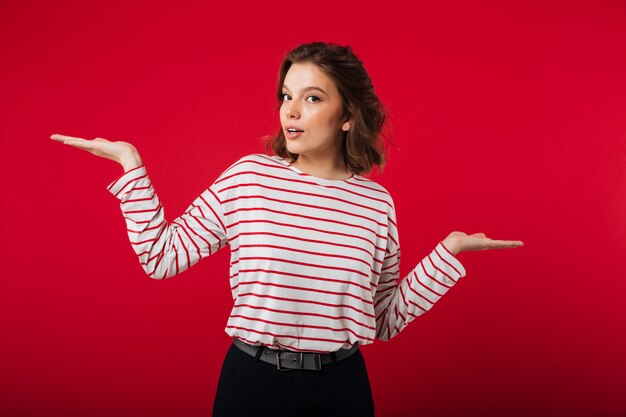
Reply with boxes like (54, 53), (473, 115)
(49, 134), (230, 279)
(106, 165), (229, 279)
(373, 207), (466, 341)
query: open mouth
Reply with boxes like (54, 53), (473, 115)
(286, 128), (305, 139)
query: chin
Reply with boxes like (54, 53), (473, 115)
(286, 143), (302, 152)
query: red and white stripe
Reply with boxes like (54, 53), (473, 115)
(107, 153), (466, 353)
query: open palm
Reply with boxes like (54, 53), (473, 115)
(50, 133), (142, 170)
(442, 231), (524, 256)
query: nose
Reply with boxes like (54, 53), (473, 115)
(284, 101), (300, 119)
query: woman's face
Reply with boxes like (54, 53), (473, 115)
(280, 62), (350, 159)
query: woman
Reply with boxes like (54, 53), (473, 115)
(51, 42), (523, 417)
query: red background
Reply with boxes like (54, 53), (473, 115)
(1, 1), (625, 416)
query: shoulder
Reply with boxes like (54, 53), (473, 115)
(350, 175), (396, 209)
(211, 153), (284, 186)
(216, 153), (278, 176)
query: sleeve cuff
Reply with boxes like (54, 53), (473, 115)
(436, 241), (467, 279)
(106, 165), (147, 199)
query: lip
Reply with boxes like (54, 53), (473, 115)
(284, 125), (305, 140)
(285, 125), (305, 132)
(285, 129), (304, 140)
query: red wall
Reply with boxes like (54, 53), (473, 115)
(1, 1), (625, 416)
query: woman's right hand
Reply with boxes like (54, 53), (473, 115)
(50, 133), (143, 171)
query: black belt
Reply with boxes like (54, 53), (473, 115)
(232, 338), (359, 371)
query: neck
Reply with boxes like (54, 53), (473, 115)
(292, 153), (352, 181)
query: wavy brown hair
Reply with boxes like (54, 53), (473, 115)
(262, 42), (394, 176)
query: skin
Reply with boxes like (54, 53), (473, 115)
(49, 64), (524, 256)
(49, 134), (143, 172)
(280, 62), (352, 181)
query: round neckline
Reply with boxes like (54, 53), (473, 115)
(275, 156), (355, 184)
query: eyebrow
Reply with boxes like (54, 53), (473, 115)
(282, 84), (328, 95)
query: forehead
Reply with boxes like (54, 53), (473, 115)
(283, 62), (338, 95)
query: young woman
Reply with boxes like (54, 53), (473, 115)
(51, 42), (523, 417)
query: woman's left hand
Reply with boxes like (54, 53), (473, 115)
(441, 231), (524, 256)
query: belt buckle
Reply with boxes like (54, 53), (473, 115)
(276, 350), (322, 371)
(276, 351), (296, 372)
(276, 350), (296, 372)
(275, 351), (283, 371)
(313, 353), (321, 370)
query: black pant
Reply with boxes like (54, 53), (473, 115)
(212, 341), (376, 417)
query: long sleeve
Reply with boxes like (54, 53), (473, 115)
(106, 165), (229, 279)
(374, 203), (467, 341)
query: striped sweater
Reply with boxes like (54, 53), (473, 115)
(106, 153), (467, 353)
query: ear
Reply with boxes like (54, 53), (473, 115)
(341, 120), (350, 132)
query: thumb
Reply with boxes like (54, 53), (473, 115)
(470, 232), (487, 238)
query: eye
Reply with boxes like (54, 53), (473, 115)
(281, 93), (290, 101)
(306, 95), (321, 103)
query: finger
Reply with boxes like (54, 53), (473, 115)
(63, 139), (96, 151)
(50, 134), (87, 143)
(488, 240), (524, 249)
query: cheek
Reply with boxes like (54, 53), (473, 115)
(310, 109), (339, 129)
